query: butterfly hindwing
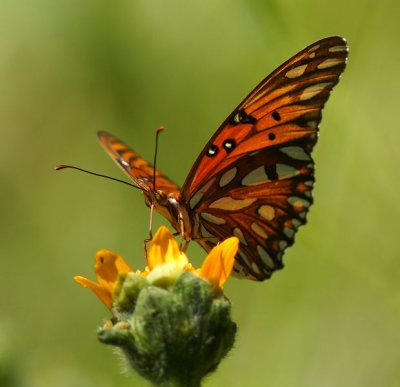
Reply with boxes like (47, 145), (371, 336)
(183, 36), (348, 279)
(191, 145), (314, 279)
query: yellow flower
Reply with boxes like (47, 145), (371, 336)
(74, 226), (239, 309)
(74, 249), (133, 309)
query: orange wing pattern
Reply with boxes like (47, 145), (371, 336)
(182, 36), (348, 279)
(98, 131), (180, 196)
(182, 37), (347, 197)
(95, 37), (348, 281)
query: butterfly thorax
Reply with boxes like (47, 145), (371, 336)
(145, 190), (192, 242)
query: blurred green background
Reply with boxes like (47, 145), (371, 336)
(1, 0), (399, 386)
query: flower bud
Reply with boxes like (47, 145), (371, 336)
(113, 272), (149, 312)
(99, 271), (236, 386)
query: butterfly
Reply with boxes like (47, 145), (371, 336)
(97, 36), (348, 281)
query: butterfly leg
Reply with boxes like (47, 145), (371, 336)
(143, 237), (151, 257)
(142, 203), (156, 257)
(148, 203), (155, 241)
(177, 212), (188, 251)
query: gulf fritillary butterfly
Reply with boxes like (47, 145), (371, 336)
(98, 36), (348, 281)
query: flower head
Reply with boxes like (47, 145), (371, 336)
(74, 226), (238, 309)
(74, 226), (239, 386)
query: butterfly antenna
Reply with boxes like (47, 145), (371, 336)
(55, 164), (142, 190)
(152, 126), (165, 191)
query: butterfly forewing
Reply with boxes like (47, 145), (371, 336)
(182, 36), (348, 280)
(98, 131), (180, 195)
(182, 36), (347, 196)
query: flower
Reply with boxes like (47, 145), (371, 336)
(74, 226), (239, 386)
(74, 226), (238, 309)
(74, 249), (133, 309)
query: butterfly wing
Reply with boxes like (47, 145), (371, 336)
(182, 36), (348, 280)
(98, 131), (180, 195)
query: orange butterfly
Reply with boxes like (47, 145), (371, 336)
(97, 36), (348, 281)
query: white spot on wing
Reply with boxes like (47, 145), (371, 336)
(298, 211), (307, 219)
(209, 197), (257, 211)
(308, 44), (320, 52)
(219, 167), (237, 187)
(258, 205), (275, 221)
(232, 263), (246, 277)
(329, 45), (348, 52)
(251, 222), (268, 239)
(317, 58), (343, 69)
(238, 251), (253, 269)
(200, 225), (214, 238)
(257, 245), (274, 268)
(292, 219), (301, 228)
(233, 112), (240, 124)
(189, 178), (215, 209)
(241, 165), (269, 186)
(280, 146), (310, 161)
(288, 196), (311, 208)
(306, 120), (317, 128)
(304, 190), (312, 198)
(300, 82), (333, 101)
(279, 240), (288, 250)
(201, 213), (226, 224)
(276, 163), (299, 179)
(233, 228), (248, 245)
(251, 262), (261, 274)
(284, 227), (295, 238)
(285, 64), (307, 78)
(189, 193), (203, 210)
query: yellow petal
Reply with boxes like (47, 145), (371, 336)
(94, 249), (133, 291)
(200, 237), (239, 288)
(147, 226), (188, 269)
(74, 275), (113, 309)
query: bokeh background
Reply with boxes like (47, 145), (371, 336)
(1, 1), (399, 386)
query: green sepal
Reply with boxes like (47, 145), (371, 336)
(98, 322), (134, 347)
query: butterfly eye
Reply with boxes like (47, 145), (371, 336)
(223, 139), (236, 153)
(206, 145), (219, 157)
